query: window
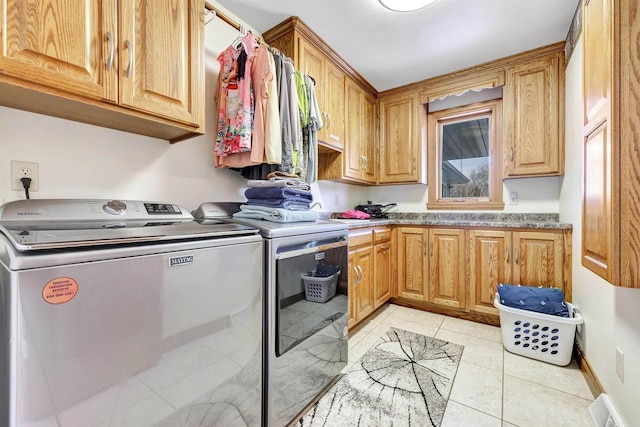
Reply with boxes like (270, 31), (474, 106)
(427, 99), (504, 210)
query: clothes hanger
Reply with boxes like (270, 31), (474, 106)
(231, 25), (247, 49)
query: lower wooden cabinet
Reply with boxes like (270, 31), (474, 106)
(428, 228), (466, 309)
(468, 230), (512, 315)
(395, 226), (572, 323)
(396, 227), (465, 308)
(396, 227), (428, 301)
(373, 228), (392, 307)
(348, 226), (392, 329)
(468, 229), (569, 316)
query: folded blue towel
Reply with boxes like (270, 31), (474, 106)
(233, 205), (319, 223)
(245, 187), (313, 202)
(497, 284), (570, 318)
(245, 198), (310, 211)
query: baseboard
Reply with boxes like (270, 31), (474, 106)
(575, 345), (605, 398)
(389, 298), (500, 326)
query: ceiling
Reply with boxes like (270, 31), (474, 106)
(214, 0), (580, 92)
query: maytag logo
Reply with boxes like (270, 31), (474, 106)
(169, 254), (194, 267)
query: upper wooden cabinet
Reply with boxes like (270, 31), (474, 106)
(297, 38), (345, 147)
(0, 0), (204, 142)
(0, 1), (117, 101)
(264, 17), (378, 184)
(581, 0), (620, 285)
(581, 0), (640, 287)
(119, 0), (203, 126)
(503, 52), (564, 177)
(379, 91), (424, 184)
(344, 78), (378, 183)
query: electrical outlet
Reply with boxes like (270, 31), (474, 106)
(509, 191), (518, 205)
(616, 347), (624, 382)
(11, 161), (39, 192)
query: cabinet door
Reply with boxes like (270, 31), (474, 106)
(119, 0), (203, 126)
(298, 37), (325, 126)
(504, 55), (562, 176)
(582, 0), (617, 283)
(513, 231), (564, 291)
(583, 121), (613, 280)
(344, 79), (363, 179)
(397, 228), (428, 301)
(379, 92), (422, 183)
(324, 61), (345, 146)
(468, 230), (512, 315)
(348, 251), (357, 329)
(374, 241), (391, 308)
(355, 246), (375, 322)
(363, 93), (378, 183)
(583, 0), (611, 129)
(428, 229), (465, 309)
(0, 0), (117, 101)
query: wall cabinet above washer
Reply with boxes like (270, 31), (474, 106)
(0, 0), (204, 143)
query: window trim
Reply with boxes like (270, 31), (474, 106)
(427, 99), (504, 210)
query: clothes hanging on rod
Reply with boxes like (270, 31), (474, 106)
(211, 17), (318, 182)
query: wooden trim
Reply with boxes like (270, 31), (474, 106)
(263, 16), (377, 96)
(426, 99), (504, 210)
(575, 345), (604, 398)
(389, 297), (500, 326)
(380, 42), (566, 98)
(0, 78), (203, 143)
(419, 69), (506, 104)
(563, 229), (573, 302)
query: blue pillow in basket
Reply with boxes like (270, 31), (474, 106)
(497, 284), (570, 318)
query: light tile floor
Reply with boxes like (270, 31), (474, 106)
(347, 303), (594, 427)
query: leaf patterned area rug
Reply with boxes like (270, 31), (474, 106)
(296, 327), (464, 427)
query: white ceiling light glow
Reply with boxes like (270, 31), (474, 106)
(379, 0), (438, 12)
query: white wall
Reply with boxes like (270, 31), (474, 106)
(560, 37), (640, 425)
(367, 178), (560, 213)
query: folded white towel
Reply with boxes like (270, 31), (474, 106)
(233, 204), (319, 223)
(246, 178), (311, 191)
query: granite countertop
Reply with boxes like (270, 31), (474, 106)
(323, 213), (572, 230)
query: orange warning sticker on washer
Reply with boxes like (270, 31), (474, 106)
(42, 277), (78, 304)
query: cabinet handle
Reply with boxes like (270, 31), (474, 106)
(510, 146), (514, 163)
(106, 32), (114, 71)
(430, 242), (433, 257)
(353, 265), (359, 285)
(380, 244), (389, 250)
(363, 156), (368, 170)
(124, 40), (132, 77)
(515, 247), (520, 265)
(357, 265), (363, 284)
(423, 241), (427, 256)
(506, 246), (510, 263)
(360, 155), (365, 170)
(326, 112), (331, 129)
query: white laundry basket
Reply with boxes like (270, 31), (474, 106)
(302, 271), (340, 303)
(494, 293), (583, 366)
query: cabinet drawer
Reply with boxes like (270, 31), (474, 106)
(373, 228), (391, 243)
(349, 229), (373, 247)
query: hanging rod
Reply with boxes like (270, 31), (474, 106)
(204, 1), (241, 30)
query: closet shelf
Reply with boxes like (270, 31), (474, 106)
(318, 140), (344, 154)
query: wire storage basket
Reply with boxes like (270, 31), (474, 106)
(494, 293), (583, 366)
(302, 270), (340, 303)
